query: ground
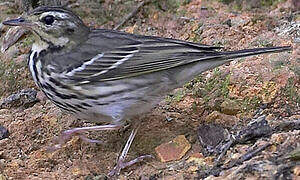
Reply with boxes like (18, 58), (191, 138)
(0, 0), (299, 179)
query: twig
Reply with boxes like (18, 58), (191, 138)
(229, 143), (271, 168)
(214, 135), (234, 166)
(113, 1), (147, 30)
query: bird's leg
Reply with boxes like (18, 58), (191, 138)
(48, 124), (122, 151)
(108, 126), (153, 176)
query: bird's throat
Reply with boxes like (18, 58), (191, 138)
(32, 39), (49, 53)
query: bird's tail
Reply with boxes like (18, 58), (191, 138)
(215, 46), (291, 60)
(175, 46), (292, 84)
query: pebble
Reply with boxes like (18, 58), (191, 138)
(155, 135), (191, 162)
(0, 126), (9, 140)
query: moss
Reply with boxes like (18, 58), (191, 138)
(218, 0), (285, 10)
(166, 88), (186, 103)
(291, 66), (300, 77)
(241, 96), (262, 111)
(0, 59), (30, 97)
(3, 8), (18, 15)
(281, 77), (300, 104)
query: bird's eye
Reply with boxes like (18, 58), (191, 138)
(43, 15), (55, 25)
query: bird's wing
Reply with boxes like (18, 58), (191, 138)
(55, 29), (222, 83)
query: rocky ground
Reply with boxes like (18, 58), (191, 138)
(0, 0), (299, 179)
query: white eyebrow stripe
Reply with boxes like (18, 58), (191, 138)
(40, 11), (71, 19)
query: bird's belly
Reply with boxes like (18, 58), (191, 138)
(35, 72), (163, 124)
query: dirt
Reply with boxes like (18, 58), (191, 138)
(0, 0), (299, 179)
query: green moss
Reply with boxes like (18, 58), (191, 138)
(166, 88), (186, 103)
(241, 96), (262, 111)
(218, 0), (285, 10)
(218, 0), (235, 4)
(0, 59), (29, 97)
(185, 68), (231, 111)
(291, 66), (300, 77)
(281, 77), (300, 104)
(3, 8), (18, 15)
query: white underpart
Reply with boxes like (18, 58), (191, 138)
(65, 53), (104, 76)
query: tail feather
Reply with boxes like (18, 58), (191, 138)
(217, 46), (291, 60)
(175, 46), (292, 84)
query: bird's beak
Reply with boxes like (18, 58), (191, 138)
(2, 17), (33, 27)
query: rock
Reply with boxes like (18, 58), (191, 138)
(187, 152), (205, 165)
(155, 135), (191, 162)
(293, 166), (300, 176)
(0, 174), (6, 180)
(0, 89), (39, 109)
(0, 126), (9, 140)
(187, 153), (206, 173)
(37, 91), (48, 102)
(205, 111), (238, 127)
(159, 174), (184, 180)
(220, 99), (240, 115)
(270, 133), (287, 144)
(197, 124), (229, 156)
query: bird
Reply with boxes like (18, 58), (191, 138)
(2, 6), (291, 176)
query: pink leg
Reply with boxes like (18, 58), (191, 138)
(108, 128), (153, 176)
(48, 124), (122, 151)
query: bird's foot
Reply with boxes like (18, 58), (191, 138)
(47, 124), (121, 152)
(107, 128), (154, 176)
(108, 154), (153, 176)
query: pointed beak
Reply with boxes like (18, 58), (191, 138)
(2, 17), (33, 27)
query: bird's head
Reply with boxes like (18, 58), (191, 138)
(3, 6), (90, 49)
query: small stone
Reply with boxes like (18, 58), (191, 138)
(155, 135), (191, 162)
(265, 114), (274, 121)
(0, 174), (6, 180)
(204, 156), (214, 166)
(220, 99), (240, 115)
(187, 166), (198, 173)
(293, 166), (300, 176)
(289, 115), (300, 120)
(0, 89), (38, 109)
(37, 91), (48, 102)
(160, 174), (184, 180)
(0, 126), (9, 140)
(268, 145), (277, 152)
(205, 111), (238, 127)
(270, 133), (287, 144)
(187, 153), (205, 165)
(197, 124), (229, 155)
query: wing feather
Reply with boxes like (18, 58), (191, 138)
(52, 29), (220, 83)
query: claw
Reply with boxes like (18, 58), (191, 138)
(78, 134), (103, 144)
(108, 155), (154, 176)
